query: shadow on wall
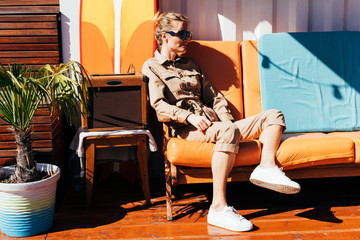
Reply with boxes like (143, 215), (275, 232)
(60, 13), (70, 64)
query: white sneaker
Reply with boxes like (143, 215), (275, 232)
(250, 165), (301, 194)
(207, 205), (253, 232)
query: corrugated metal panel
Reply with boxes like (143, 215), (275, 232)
(159, 0), (360, 41)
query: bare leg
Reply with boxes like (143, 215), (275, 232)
(259, 125), (283, 168)
(208, 150), (254, 232)
(251, 124), (300, 194)
(211, 151), (235, 211)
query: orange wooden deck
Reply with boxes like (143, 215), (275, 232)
(1, 174), (360, 239)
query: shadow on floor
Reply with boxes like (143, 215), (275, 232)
(51, 175), (360, 232)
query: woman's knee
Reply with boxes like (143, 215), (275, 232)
(214, 122), (240, 153)
(264, 109), (286, 129)
(218, 122), (240, 144)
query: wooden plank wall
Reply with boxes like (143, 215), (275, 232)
(0, 0), (65, 167)
(0, 0), (61, 69)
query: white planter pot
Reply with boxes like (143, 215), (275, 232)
(0, 163), (60, 237)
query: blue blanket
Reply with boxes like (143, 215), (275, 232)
(258, 31), (360, 132)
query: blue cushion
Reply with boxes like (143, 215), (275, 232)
(258, 31), (360, 132)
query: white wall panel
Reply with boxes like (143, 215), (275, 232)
(60, 0), (81, 64)
(218, 0), (237, 40)
(158, 0), (360, 41)
(187, 0), (202, 39)
(310, 0), (345, 31)
(205, 0), (221, 40)
(240, 0), (273, 40)
(345, 0), (360, 30)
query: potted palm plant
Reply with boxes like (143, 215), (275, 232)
(0, 61), (92, 237)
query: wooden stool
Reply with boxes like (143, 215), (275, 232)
(84, 134), (150, 208)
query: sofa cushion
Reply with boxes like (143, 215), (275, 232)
(258, 31), (360, 133)
(240, 40), (263, 118)
(328, 131), (360, 163)
(166, 138), (261, 168)
(167, 132), (355, 169)
(278, 133), (355, 170)
(181, 41), (243, 120)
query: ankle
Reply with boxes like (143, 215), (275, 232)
(211, 203), (226, 212)
(259, 162), (277, 168)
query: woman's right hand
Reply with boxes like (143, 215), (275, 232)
(186, 114), (212, 132)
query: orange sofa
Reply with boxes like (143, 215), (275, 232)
(158, 38), (360, 220)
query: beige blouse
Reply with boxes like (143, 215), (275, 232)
(142, 50), (234, 129)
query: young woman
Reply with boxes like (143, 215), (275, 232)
(142, 12), (300, 232)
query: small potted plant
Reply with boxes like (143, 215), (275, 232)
(0, 61), (92, 237)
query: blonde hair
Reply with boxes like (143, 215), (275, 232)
(153, 12), (189, 50)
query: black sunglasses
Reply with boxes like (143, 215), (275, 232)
(165, 30), (192, 40)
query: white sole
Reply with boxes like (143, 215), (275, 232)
(250, 179), (300, 194)
(207, 221), (253, 232)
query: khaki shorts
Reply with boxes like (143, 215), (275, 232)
(175, 109), (286, 154)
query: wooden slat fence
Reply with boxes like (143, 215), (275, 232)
(0, 0), (61, 69)
(0, 0), (64, 168)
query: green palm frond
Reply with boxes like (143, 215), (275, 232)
(40, 61), (92, 124)
(0, 61), (92, 132)
(0, 64), (44, 130)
